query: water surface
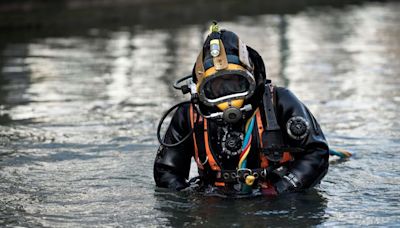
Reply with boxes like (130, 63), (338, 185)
(0, 2), (399, 227)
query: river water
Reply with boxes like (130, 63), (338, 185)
(0, 1), (399, 227)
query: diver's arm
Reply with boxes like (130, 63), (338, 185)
(153, 104), (193, 191)
(272, 87), (329, 194)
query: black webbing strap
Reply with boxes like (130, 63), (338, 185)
(263, 84), (280, 131)
(261, 84), (285, 162)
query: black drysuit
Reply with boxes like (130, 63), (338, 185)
(154, 86), (329, 194)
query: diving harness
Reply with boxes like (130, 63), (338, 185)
(157, 75), (306, 193)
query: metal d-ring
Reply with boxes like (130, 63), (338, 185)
(222, 172), (230, 180)
(237, 168), (252, 179)
(253, 172), (259, 179)
(260, 169), (267, 178)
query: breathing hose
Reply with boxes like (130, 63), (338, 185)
(173, 75), (192, 90)
(157, 100), (199, 147)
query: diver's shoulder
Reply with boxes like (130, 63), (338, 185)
(274, 86), (296, 98)
(273, 86), (289, 93)
(175, 102), (191, 115)
(272, 86), (303, 106)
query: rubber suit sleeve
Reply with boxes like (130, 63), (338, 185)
(153, 103), (194, 191)
(273, 87), (329, 193)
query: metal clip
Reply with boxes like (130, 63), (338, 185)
(237, 168), (252, 181)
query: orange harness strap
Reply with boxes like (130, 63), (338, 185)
(189, 105), (221, 172)
(256, 111), (269, 168)
(189, 105), (204, 170)
(191, 102), (292, 185)
(281, 152), (292, 163)
(203, 118), (221, 171)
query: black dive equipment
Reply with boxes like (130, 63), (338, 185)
(286, 116), (310, 140)
(157, 73), (252, 147)
(157, 75), (196, 148)
(219, 126), (244, 158)
(156, 100), (197, 147)
(262, 84), (285, 161)
(157, 75), (199, 147)
(261, 84), (305, 161)
(174, 74), (252, 123)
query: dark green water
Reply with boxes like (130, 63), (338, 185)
(1, 1), (399, 227)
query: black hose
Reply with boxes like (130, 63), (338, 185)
(157, 101), (199, 147)
(173, 75), (192, 90)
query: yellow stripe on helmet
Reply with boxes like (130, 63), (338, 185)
(216, 99), (244, 111)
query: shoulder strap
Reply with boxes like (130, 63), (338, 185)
(261, 84), (285, 162)
(190, 105), (222, 172)
(256, 110), (269, 168)
(263, 84), (280, 131)
(258, 86), (294, 166)
(203, 119), (221, 171)
(189, 105), (204, 170)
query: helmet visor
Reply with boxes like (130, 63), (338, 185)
(198, 70), (256, 106)
(203, 74), (249, 99)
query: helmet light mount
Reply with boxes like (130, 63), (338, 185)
(210, 39), (220, 57)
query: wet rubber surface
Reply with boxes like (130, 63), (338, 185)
(1, 2), (399, 227)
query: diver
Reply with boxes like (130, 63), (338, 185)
(153, 23), (329, 197)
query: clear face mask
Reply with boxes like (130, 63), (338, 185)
(203, 74), (250, 100)
(198, 70), (256, 107)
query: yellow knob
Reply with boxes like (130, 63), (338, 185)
(245, 175), (255, 186)
(209, 21), (220, 33)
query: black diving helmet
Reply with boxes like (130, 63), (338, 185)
(192, 24), (256, 123)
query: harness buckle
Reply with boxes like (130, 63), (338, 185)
(263, 146), (284, 162)
(237, 168), (252, 182)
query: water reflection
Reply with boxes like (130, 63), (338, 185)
(0, 1), (399, 227)
(154, 190), (327, 227)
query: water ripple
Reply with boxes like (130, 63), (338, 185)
(1, 2), (400, 227)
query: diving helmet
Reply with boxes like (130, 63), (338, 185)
(192, 23), (257, 123)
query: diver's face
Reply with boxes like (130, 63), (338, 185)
(204, 74), (249, 100)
